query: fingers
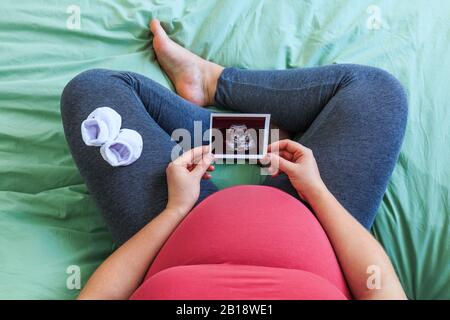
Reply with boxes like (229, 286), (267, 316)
(174, 146), (210, 166)
(170, 146), (215, 179)
(202, 172), (212, 180)
(269, 139), (309, 155)
(201, 165), (215, 179)
(193, 153), (214, 178)
(267, 153), (296, 176)
(273, 150), (294, 161)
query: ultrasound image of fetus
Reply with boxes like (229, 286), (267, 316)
(226, 124), (256, 152)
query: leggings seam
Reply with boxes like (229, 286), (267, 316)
(220, 76), (341, 93)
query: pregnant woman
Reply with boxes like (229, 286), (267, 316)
(61, 19), (408, 300)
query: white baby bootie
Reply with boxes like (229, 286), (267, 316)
(99, 129), (143, 167)
(81, 107), (122, 146)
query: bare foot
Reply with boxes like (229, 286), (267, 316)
(150, 19), (224, 107)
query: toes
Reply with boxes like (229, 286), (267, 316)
(149, 19), (159, 33)
(150, 19), (167, 38)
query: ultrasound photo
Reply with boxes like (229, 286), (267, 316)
(209, 114), (270, 159)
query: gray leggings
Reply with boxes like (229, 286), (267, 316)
(61, 65), (407, 244)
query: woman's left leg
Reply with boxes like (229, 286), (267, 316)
(148, 20), (407, 229)
(61, 69), (217, 244)
(214, 65), (408, 229)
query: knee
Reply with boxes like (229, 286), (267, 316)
(60, 68), (146, 140)
(62, 68), (110, 94)
(356, 65), (407, 108)
(344, 64), (408, 122)
(60, 68), (119, 123)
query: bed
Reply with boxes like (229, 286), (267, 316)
(0, 0), (448, 299)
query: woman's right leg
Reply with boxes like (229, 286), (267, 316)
(61, 69), (217, 245)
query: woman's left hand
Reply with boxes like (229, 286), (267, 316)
(165, 146), (215, 218)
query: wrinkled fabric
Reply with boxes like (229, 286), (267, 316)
(0, 0), (448, 299)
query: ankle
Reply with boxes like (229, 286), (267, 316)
(204, 63), (224, 106)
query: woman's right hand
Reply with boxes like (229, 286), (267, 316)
(165, 146), (214, 218)
(266, 139), (327, 203)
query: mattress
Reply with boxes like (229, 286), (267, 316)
(0, 0), (448, 299)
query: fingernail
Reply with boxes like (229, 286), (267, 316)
(260, 154), (271, 165)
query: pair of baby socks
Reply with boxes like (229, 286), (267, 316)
(80, 107), (143, 166)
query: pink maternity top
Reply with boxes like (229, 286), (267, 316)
(130, 185), (351, 300)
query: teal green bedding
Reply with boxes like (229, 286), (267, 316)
(0, 0), (448, 299)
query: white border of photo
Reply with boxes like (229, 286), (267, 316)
(209, 113), (271, 160)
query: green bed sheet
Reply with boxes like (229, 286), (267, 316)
(0, 0), (448, 299)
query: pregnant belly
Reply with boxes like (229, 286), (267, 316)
(131, 264), (347, 300)
(132, 185), (350, 300)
